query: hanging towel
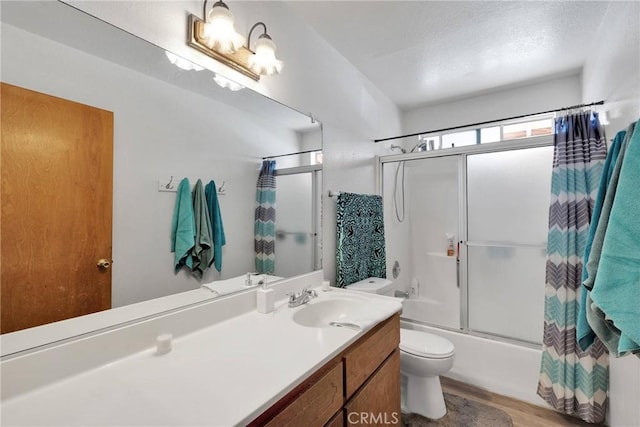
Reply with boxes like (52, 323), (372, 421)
(255, 160), (276, 274)
(171, 178), (195, 272)
(336, 192), (386, 287)
(581, 122), (634, 356)
(576, 130), (625, 350)
(191, 179), (213, 279)
(205, 180), (226, 272)
(584, 123), (635, 292)
(590, 120), (640, 356)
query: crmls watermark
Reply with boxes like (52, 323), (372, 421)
(347, 411), (400, 425)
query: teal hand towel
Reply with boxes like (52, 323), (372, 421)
(591, 120), (640, 355)
(205, 180), (226, 272)
(171, 178), (195, 272)
(577, 130), (625, 350)
(191, 179), (213, 279)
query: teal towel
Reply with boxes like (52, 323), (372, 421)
(591, 120), (640, 356)
(584, 124), (634, 291)
(205, 180), (226, 272)
(577, 130), (625, 350)
(171, 178), (195, 272)
(191, 179), (213, 279)
(585, 293), (624, 354)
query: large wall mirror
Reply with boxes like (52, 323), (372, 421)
(0, 1), (322, 347)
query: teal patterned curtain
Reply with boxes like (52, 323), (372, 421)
(537, 111), (608, 424)
(336, 192), (386, 287)
(255, 160), (276, 274)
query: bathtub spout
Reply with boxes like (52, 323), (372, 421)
(395, 290), (410, 298)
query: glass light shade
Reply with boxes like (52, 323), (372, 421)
(204, 4), (245, 54)
(248, 37), (284, 76)
(213, 73), (244, 91)
(165, 51), (204, 71)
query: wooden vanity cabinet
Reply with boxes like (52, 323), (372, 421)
(345, 350), (401, 426)
(249, 313), (400, 427)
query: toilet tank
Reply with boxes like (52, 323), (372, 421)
(346, 277), (394, 296)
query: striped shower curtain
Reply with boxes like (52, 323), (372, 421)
(254, 160), (276, 274)
(537, 111), (608, 423)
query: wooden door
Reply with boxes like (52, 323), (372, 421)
(1, 83), (113, 334)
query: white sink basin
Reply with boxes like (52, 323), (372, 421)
(292, 296), (366, 328)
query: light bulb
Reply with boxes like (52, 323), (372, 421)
(248, 36), (284, 76)
(204, 3), (245, 54)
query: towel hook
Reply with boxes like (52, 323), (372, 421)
(165, 176), (174, 190)
(218, 181), (226, 194)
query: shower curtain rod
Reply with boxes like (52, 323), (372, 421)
(262, 149), (319, 160)
(373, 100), (606, 143)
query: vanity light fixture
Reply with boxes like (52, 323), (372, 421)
(187, 0), (283, 81)
(202, 1), (244, 54)
(246, 22), (283, 76)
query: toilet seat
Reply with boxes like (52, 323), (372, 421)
(400, 329), (455, 359)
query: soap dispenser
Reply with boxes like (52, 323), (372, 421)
(446, 233), (455, 256)
(256, 276), (275, 313)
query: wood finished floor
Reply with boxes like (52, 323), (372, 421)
(441, 377), (603, 427)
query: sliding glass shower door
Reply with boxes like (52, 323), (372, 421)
(383, 156), (461, 329)
(382, 141), (554, 345)
(466, 147), (552, 344)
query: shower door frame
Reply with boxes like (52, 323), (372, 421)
(377, 135), (553, 347)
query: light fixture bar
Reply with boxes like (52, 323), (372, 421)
(187, 14), (260, 81)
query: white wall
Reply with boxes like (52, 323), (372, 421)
(402, 73), (582, 135)
(62, 0), (404, 286)
(582, 2), (640, 426)
(2, 24), (300, 307)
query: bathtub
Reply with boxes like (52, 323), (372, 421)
(400, 296), (460, 330)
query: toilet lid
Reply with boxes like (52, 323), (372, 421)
(400, 329), (455, 359)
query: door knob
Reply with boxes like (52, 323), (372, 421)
(97, 259), (111, 269)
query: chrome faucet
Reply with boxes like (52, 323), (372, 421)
(288, 288), (318, 308)
(245, 272), (261, 287)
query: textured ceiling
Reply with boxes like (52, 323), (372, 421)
(288, 1), (614, 110)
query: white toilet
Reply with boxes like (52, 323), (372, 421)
(346, 277), (455, 419)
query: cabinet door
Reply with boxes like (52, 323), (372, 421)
(345, 350), (401, 426)
(343, 314), (400, 397)
(325, 409), (344, 427)
(264, 362), (343, 427)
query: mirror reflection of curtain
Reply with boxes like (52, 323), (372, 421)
(255, 160), (276, 274)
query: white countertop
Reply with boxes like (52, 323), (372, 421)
(1, 288), (402, 426)
(1, 274), (283, 358)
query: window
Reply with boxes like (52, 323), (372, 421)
(417, 115), (554, 151)
(480, 126), (501, 143)
(310, 151), (323, 165)
(442, 130), (477, 148)
(503, 119), (553, 140)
